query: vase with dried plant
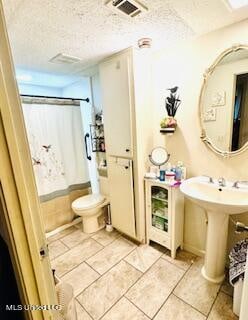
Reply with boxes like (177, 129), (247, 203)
(160, 86), (181, 132)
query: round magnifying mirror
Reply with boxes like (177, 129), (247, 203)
(149, 147), (170, 167)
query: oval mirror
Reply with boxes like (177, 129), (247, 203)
(199, 45), (248, 156)
(149, 147), (170, 167)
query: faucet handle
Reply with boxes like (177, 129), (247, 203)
(218, 177), (226, 187)
(233, 181), (248, 188)
(233, 181), (239, 188)
(203, 175), (214, 183)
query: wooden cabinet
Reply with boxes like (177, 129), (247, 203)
(145, 179), (184, 258)
(107, 157), (136, 238)
(99, 53), (133, 158)
(99, 48), (153, 242)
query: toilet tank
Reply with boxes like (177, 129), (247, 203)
(99, 176), (109, 196)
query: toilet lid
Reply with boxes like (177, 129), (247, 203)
(72, 194), (105, 210)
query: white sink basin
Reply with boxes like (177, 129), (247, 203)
(180, 176), (248, 283)
(180, 176), (248, 214)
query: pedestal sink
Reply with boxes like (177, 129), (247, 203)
(180, 176), (248, 283)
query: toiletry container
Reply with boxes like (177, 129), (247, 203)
(165, 171), (175, 182)
(175, 166), (182, 181)
(159, 170), (165, 181)
(177, 161), (186, 180)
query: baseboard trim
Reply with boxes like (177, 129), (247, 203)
(46, 216), (82, 238)
(183, 243), (205, 257)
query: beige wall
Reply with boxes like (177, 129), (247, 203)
(151, 19), (248, 256)
(41, 188), (90, 232)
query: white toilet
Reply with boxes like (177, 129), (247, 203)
(71, 177), (109, 233)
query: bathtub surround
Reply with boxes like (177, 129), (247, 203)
(41, 187), (90, 232)
(39, 182), (90, 202)
(152, 18), (248, 256)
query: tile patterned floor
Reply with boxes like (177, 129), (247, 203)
(48, 226), (238, 320)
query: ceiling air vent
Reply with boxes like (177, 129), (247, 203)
(105, 0), (148, 18)
(49, 53), (81, 64)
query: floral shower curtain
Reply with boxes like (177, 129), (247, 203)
(22, 101), (90, 201)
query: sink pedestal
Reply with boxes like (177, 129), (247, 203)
(180, 176), (248, 284)
(202, 210), (229, 283)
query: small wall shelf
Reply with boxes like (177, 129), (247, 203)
(145, 178), (184, 258)
(90, 124), (105, 152)
(160, 127), (176, 134)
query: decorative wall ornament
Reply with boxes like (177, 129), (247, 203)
(160, 86), (181, 133)
(203, 108), (216, 122)
(211, 91), (226, 107)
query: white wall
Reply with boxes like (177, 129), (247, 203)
(18, 83), (62, 96)
(91, 73), (102, 114)
(62, 78), (91, 100)
(151, 19), (248, 256)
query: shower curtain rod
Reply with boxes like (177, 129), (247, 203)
(20, 94), (90, 103)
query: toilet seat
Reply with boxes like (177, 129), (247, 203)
(72, 194), (105, 211)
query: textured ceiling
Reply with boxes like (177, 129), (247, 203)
(172, 0), (248, 34)
(2, 0), (248, 77)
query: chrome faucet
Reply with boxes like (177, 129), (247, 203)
(218, 177), (226, 187)
(203, 175), (214, 183)
(233, 181), (248, 188)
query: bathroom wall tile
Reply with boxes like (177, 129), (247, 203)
(51, 238), (103, 277)
(41, 188), (89, 232)
(86, 236), (136, 275)
(61, 263), (100, 296)
(124, 244), (163, 272)
(43, 204), (73, 232)
(60, 228), (90, 248)
(101, 297), (149, 320)
(92, 229), (121, 246)
(54, 208), (74, 228)
(154, 294), (206, 320)
(43, 211), (59, 232)
(70, 188), (90, 203)
(41, 199), (55, 216)
(46, 226), (77, 244)
(208, 292), (238, 320)
(77, 260), (141, 320)
(162, 249), (197, 271)
(125, 258), (184, 318)
(173, 258), (220, 316)
(75, 301), (93, 320)
(54, 195), (71, 212)
(48, 240), (68, 260)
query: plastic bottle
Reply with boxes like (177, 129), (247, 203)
(177, 161), (186, 180)
(175, 166), (182, 181)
